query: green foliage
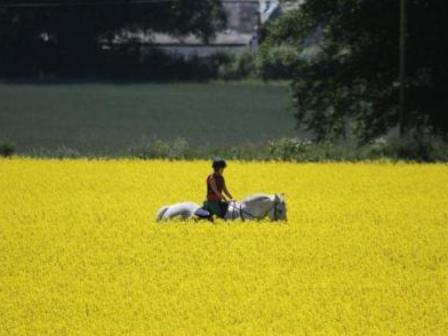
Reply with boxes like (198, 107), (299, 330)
(0, 140), (15, 158)
(378, 134), (448, 162)
(0, 0), (225, 76)
(266, 135), (448, 162)
(256, 11), (305, 80)
(217, 52), (257, 80)
(35, 146), (82, 159)
(13, 136), (448, 162)
(128, 138), (190, 160)
(261, 0), (448, 143)
(268, 138), (313, 160)
(255, 44), (299, 80)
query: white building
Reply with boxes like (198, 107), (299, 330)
(114, 0), (292, 58)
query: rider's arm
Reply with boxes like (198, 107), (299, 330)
(223, 182), (233, 200)
(209, 176), (225, 201)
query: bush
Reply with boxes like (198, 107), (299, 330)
(255, 45), (299, 80)
(128, 138), (190, 160)
(216, 52), (257, 80)
(29, 146), (82, 159)
(378, 134), (448, 162)
(266, 135), (448, 162)
(0, 140), (16, 158)
(268, 138), (313, 160)
(7, 135), (448, 162)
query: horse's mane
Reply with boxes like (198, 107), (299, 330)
(241, 193), (273, 204)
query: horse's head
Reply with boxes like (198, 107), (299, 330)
(267, 193), (287, 221)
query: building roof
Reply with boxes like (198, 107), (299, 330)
(260, 1), (280, 23)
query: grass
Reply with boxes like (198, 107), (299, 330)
(0, 81), (301, 155)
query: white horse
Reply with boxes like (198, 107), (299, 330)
(155, 193), (287, 222)
(155, 202), (202, 221)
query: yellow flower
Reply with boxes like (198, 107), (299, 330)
(0, 158), (447, 335)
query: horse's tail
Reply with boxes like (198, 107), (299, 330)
(155, 206), (170, 222)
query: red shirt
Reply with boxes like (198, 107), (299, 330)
(206, 173), (225, 201)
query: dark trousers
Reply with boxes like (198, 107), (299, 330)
(204, 200), (228, 219)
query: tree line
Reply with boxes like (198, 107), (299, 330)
(0, 0), (225, 76)
(262, 0), (448, 142)
(1, 0), (447, 146)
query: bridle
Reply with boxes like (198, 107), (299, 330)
(228, 198), (282, 221)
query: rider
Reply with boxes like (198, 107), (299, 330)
(204, 159), (234, 219)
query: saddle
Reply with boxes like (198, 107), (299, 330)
(194, 207), (214, 222)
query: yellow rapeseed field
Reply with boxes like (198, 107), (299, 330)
(0, 158), (447, 336)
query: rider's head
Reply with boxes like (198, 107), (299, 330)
(212, 159), (227, 174)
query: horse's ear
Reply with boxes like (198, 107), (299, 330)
(277, 193), (286, 203)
